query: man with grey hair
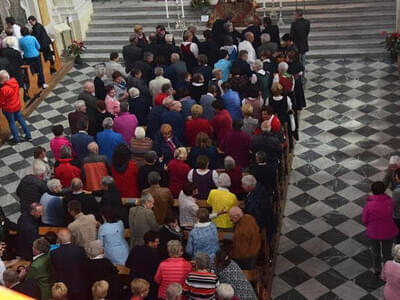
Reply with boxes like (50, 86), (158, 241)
(27, 237), (53, 299)
(138, 150), (169, 190)
(250, 150), (278, 192)
(68, 100), (88, 135)
(183, 253), (219, 298)
(129, 192), (161, 247)
(166, 52), (188, 87)
(39, 178), (64, 226)
(96, 116), (125, 162)
(166, 283), (183, 300)
(0, 69), (32, 144)
(143, 171), (174, 224)
(3, 268), (41, 298)
(238, 31), (256, 65)
(17, 203), (43, 260)
(81, 142), (110, 191)
(123, 33), (143, 74)
(149, 66), (171, 103)
(257, 33), (278, 56)
(134, 51), (154, 83)
(78, 81), (98, 122)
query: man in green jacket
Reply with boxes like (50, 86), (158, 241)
(27, 237), (54, 300)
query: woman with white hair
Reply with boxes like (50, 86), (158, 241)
(94, 63), (106, 100)
(207, 173), (238, 229)
(167, 147), (191, 197)
(217, 283), (235, 300)
(381, 244), (400, 299)
(83, 240), (122, 300)
(130, 126), (153, 167)
(127, 87), (150, 126)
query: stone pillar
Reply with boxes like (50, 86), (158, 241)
(397, 0), (400, 32)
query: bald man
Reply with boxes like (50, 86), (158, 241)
(228, 206), (261, 269)
(50, 229), (89, 299)
(81, 141), (110, 191)
(78, 81), (98, 122)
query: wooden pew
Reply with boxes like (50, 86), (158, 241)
(122, 198), (244, 208)
(40, 52), (52, 83)
(51, 39), (62, 72)
(21, 65), (42, 99)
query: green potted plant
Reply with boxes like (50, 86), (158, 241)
(191, 0), (211, 14)
(68, 40), (86, 64)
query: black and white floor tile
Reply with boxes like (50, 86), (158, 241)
(0, 58), (399, 299)
(272, 57), (400, 300)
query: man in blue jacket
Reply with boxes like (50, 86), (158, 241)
(96, 117), (125, 162)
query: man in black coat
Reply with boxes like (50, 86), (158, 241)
(251, 121), (283, 161)
(28, 15), (53, 61)
(158, 210), (182, 260)
(16, 170), (48, 213)
(123, 34), (143, 74)
(262, 16), (280, 45)
(138, 151), (169, 191)
(231, 50), (252, 77)
(198, 30), (219, 67)
(126, 230), (161, 299)
(290, 9), (310, 67)
(0, 46), (23, 86)
(51, 229), (89, 300)
(17, 203), (43, 260)
(134, 52), (154, 84)
(78, 81), (98, 123)
(4, 269), (41, 299)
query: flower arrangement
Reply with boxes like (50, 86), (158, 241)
(68, 40), (86, 64)
(382, 31), (400, 57)
(191, 0), (210, 9)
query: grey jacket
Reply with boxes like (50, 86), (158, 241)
(129, 206), (161, 248)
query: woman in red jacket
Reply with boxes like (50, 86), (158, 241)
(167, 147), (191, 198)
(111, 144), (140, 197)
(0, 71), (31, 144)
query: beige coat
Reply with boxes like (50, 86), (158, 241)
(68, 213), (97, 248)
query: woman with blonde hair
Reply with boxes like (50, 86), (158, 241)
(51, 282), (68, 300)
(167, 147), (191, 197)
(187, 132), (218, 169)
(134, 24), (148, 48)
(92, 280), (109, 300)
(130, 278), (150, 300)
(382, 244), (400, 300)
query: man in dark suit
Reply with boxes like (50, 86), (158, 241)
(68, 100), (89, 135)
(78, 82), (98, 123)
(0, 45), (23, 86)
(3, 269), (41, 299)
(290, 9), (310, 68)
(71, 118), (95, 161)
(50, 229), (89, 300)
(199, 30), (219, 67)
(16, 203), (43, 260)
(123, 34), (143, 74)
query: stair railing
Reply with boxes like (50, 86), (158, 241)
(165, 0), (171, 30)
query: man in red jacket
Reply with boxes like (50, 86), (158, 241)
(0, 70), (31, 144)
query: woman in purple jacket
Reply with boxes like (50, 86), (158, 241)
(362, 181), (399, 274)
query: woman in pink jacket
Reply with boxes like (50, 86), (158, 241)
(382, 244), (400, 300)
(362, 181), (398, 274)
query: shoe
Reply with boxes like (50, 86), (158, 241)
(9, 139), (19, 145)
(42, 83), (49, 89)
(24, 136), (32, 142)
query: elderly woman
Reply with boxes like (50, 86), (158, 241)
(154, 240), (192, 299)
(215, 249), (257, 300)
(154, 123), (183, 165)
(382, 244), (400, 300)
(362, 181), (398, 274)
(40, 179), (65, 226)
(98, 206), (129, 265)
(130, 127), (153, 167)
(252, 59), (271, 102)
(183, 253), (219, 298)
(105, 85), (120, 116)
(168, 147), (191, 198)
(111, 144), (140, 197)
(217, 284), (237, 300)
(94, 64), (106, 100)
(83, 240), (122, 300)
(188, 155), (218, 199)
(111, 71), (128, 101)
(224, 156), (245, 198)
(68, 100), (87, 135)
(184, 104), (213, 147)
(127, 87), (150, 126)
(186, 209), (219, 261)
(207, 173), (238, 229)
(241, 104), (258, 135)
(128, 193), (161, 247)
(188, 132), (218, 169)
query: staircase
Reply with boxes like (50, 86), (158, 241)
(83, 0), (396, 62)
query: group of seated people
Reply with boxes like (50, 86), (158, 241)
(1, 14), (307, 300)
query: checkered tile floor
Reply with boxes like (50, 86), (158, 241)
(272, 57), (400, 300)
(0, 58), (398, 299)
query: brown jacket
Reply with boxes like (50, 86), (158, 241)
(231, 214), (261, 259)
(143, 185), (174, 224)
(68, 213), (97, 248)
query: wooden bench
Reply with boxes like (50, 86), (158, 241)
(21, 65), (42, 99)
(51, 40), (62, 72)
(40, 52), (52, 84)
(122, 198), (244, 208)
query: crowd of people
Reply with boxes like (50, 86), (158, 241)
(0, 9), (314, 300)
